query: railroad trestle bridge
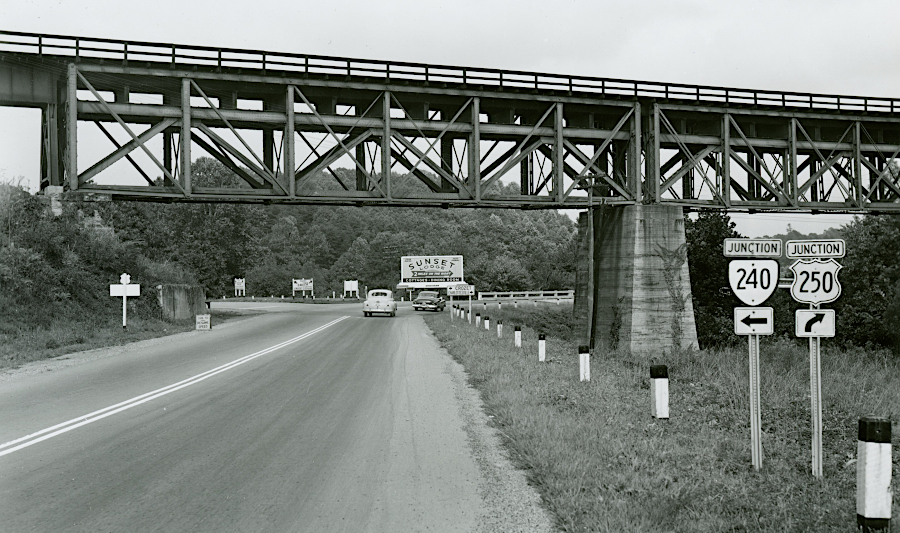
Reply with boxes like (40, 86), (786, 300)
(3, 30), (899, 351)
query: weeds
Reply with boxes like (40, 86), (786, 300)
(425, 306), (900, 532)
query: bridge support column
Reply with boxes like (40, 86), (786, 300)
(575, 204), (698, 353)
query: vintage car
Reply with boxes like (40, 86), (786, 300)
(363, 289), (397, 317)
(412, 290), (446, 312)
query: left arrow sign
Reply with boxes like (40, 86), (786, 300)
(735, 307), (774, 336)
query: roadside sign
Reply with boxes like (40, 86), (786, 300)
(786, 239), (845, 259)
(447, 284), (475, 296)
(728, 259), (779, 306)
(195, 314), (211, 330)
(789, 259), (842, 304)
(734, 307), (774, 335)
(109, 273), (140, 330)
(795, 309), (835, 338)
(724, 239), (782, 257)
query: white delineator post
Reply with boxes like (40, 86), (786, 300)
(579, 345), (590, 381)
(857, 417), (892, 532)
(484, 316), (490, 331)
(109, 273), (140, 330)
(475, 313), (481, 327)
(514, 326), (522, 348)
(467, 309), (471, 324)
(650, 365), (669, 419)
(497, 320), (502, 338)
(498, 301), (502, 311)
(538, 333), (546, 362)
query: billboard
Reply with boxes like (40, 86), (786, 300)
(400, 255), (464, 288)
(292, 278), (314, 291)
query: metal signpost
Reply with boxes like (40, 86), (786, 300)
(787, 239), (844, 479)
(725, 239), (780, 470)
(447, 283), (474, 321)
(109, 273), (140, 330)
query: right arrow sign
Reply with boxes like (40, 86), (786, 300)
(795, 309), (836, 337)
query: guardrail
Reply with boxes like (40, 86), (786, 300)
(0, 29), (897, 114)
(478, 290), (574, 301)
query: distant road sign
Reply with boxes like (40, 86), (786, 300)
(728, 259), (779, 306)
(735, 307), (774, 335)
(724, 239), (782, 257)
(795, 309), (835, 337)
(786, 239), (845, 258)
(790, 259), (842, 304)
(447, 284), (475, 296)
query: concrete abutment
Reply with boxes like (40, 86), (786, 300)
(575, 204), (698, 353)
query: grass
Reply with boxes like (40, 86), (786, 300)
(0, 308), (256, 371)
(425, 303), (900, 532)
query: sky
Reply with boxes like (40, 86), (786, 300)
(1, 0), (898, 237)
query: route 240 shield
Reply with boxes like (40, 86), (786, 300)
(790, 258), (842, 304)
(728, 259), (779, 306)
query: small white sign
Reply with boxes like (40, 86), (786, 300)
(110, 284), (140, 296)
(795, 309), (835, 337)
(729, 259), (779, 306)
(724, 239), (782, 257)
(786, 239), (845, 259)
(447, 284), (475, 296)
(234, 278), (245, 290)
(196, 314), (211, 330)
(734, 307), (774, 335)
(790, 259), (842, 304)
(293, 278), (314, 291)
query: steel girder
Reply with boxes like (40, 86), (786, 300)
(53, 62), (642, 208)
(647, 103), (900, 212)
(3, 46), (900, 211)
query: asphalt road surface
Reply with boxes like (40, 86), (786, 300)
(0, 302), (553, 532)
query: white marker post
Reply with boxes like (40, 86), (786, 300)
(484, 316), (490, 331)
(514, 326), (522, 348)
(109, 273), (140, 330)
(538, 333), (546, 362)
(497, 320), (502, 338)
(579, 345), (590, 382)
(857, 417), (892, 532)
(650, 365), (669, 419)
(467, 309), (471, 324)
(475, 313), (481, 327)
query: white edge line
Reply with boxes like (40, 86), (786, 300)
(0, 316), (349, 457)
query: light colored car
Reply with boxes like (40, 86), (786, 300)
(412, 290), (446, 312)
(363, 289), (397, 317)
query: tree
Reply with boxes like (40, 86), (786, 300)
(685, 211), (744, 348)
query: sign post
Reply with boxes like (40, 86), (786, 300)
(234, 278), (245, 297)
(788, 239), (844, 479)
(109, 273), (140, 330)
(726, 239), (780, 471)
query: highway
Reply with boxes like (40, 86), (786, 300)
(0, 302), (551, 532)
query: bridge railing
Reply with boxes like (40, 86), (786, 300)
(0, 30), (897, 114)
(478, 290), (574, 301)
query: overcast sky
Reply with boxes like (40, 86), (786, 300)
(2, 0), (898, 236)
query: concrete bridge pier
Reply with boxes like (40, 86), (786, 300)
(575, 204), (698, 353)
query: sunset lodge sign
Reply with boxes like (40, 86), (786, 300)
(400, 255), (464, 288)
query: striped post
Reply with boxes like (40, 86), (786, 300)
(857, 417), (892, 532)
(538, 333), (546, 361)
(484, 316), (490, 330)
(514, 326), (522, 348)
(579, 345), (590, 381)
(497, 320), (503, 338)
(475, 313), (481, 327)
(650, 365), (669, 419)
